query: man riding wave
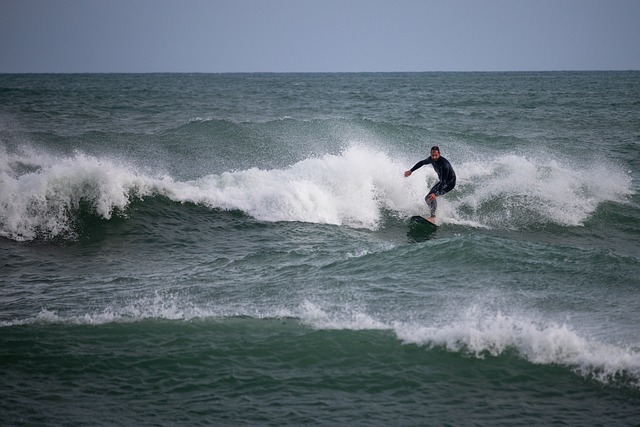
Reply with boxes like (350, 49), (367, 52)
(404, 146), (456, 224)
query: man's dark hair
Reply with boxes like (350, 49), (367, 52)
(431, 146), (440, 152)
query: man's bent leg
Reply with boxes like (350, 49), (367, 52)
(425, 193), (437, 218)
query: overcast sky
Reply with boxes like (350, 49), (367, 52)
(1, 0), (639, 73)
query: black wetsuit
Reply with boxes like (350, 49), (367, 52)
(409, 156), (456, 217)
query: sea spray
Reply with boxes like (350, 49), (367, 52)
(0, 149), (163, 240)
(448, 153), (632, 228)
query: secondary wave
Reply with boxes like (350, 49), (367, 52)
(0, 144), (632, 241)
(3, 297), (639, 389)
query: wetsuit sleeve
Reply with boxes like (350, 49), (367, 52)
(409, 158), (431, 172)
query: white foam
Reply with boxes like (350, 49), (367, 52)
(170, 144), (419, 229)
(297, 300), (389, 331)
(448, 154), (633, 227)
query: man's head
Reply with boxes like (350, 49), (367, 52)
(430, 146), (440, 161)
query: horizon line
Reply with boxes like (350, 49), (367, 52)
(2, 69), (639, 75)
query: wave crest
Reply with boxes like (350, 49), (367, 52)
(0, 144), (632, 241)
(394, 306), (640, 386)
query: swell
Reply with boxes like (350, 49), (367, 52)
(4, 315), (639, 426)
(3, 304), (639, 391)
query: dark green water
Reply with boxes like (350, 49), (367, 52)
(1, 72), (639, 425)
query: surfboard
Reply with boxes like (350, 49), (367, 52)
(409, 215), (438, 229)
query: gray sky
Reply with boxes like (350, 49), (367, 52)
(1, 0), (639, 73)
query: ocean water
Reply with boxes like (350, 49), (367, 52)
(1, 72), (639, 426)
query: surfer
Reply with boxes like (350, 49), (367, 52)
(404, 146), (456, 224)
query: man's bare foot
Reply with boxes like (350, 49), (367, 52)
(426, 216), (436, 224)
